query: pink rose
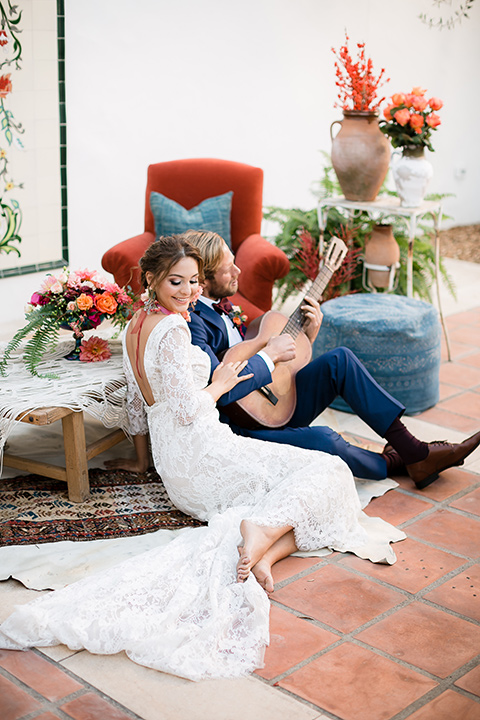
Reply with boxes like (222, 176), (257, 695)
(426, 113), (441, 128)
(428, 97), (443, 111)
(393, 108), (411, 126)
(411, 95), (428, 112)
(30, 292), (43, 306)
(409, 114), (425, 133)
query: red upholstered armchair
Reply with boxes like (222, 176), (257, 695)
(101, 158), (290, 322)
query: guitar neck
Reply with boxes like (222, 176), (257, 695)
(282, 265), (333, 339)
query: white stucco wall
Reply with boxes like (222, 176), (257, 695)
(2, 0), (479, 323)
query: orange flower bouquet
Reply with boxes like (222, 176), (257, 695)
(0, 268), (136, 376)
(380, 88), (443, 152)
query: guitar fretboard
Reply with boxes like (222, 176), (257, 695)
(281, 265), (333, 340)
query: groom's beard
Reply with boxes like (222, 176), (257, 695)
(203, 277), (238, 300)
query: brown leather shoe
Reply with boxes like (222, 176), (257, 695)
(381, 444), (407, 476)
(407, 431), (480, 489)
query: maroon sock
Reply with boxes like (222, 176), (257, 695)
(384, 417), (429, 465)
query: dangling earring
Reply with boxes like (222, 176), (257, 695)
(143, 286), (160, 314)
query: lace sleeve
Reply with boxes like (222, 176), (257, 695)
(157, 323), (215, 425)
(122, 343), (149, 436)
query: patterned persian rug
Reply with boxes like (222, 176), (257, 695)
(0, 467), (204, 546)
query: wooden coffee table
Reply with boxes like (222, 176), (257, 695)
(3, 407), (125, 502)
(0, 338), (129, 503)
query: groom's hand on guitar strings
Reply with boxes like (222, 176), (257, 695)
(264, 334), (296, 364)
(301, 296), (323, 344)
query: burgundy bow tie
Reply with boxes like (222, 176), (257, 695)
(212, 298), (234, 315)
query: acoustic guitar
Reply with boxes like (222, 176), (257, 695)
(221, 236), (348, 429)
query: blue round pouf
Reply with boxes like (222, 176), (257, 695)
(312, 294), (441, 415)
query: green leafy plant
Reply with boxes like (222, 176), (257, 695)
(264, 155), (456, 304)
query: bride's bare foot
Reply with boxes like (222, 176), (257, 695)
(104, 458), (149, 473)
(237, 546), (251, 583)
(252, 558), (274, 594)
(236, 520), (291, 584)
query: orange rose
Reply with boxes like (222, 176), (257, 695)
(409, 114), (425, 133)
(426, 113), (441, 128)
(411, 95), (428, 112)
(383, 104), (395, 121)
(428, 97), (443, 111)
(95, 292), (118, 315)
(76, 293), (94, 311)
(391, 93), (405, 107)
(393, 108), (411, 126)
(411, 86), (427, 96)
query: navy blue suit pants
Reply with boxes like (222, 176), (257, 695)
(229, 347), (405, 480)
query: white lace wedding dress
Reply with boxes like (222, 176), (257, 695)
(0, 315), (376, 680)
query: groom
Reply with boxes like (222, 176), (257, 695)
(185, 229), (480, 488)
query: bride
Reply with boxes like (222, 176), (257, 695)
(0, 235), (397, 681)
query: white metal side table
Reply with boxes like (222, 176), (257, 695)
(317, 195), (451, 360)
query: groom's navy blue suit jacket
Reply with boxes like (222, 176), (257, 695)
(189, 298), (404, 480)
(189, 300), (272, 407)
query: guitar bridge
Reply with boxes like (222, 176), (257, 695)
(258, 386), (278, 406)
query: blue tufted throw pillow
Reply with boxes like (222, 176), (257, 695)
(150, 191), (233, 247)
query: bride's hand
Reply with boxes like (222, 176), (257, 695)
(209, 360), (254, 399)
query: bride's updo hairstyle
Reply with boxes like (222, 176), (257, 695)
(139, 235), (204, 290)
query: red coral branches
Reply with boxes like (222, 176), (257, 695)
(332, 34), (388, 112)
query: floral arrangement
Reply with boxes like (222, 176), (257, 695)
(0, 268), (135, 376)
(380, 88), (443, 152)
(332, 34), (388, 112)
(228, 305), (248, 328)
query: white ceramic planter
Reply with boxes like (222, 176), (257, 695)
(391, 148), (433, 207)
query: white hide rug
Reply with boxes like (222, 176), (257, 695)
(0, 477), (404, 590)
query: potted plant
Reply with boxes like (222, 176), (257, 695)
(380, 88), (443, 207)
(330, 34), (390, 201)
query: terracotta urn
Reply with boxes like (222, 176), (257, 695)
(364, 224), (400, 290)
(331, 111), (390, 202)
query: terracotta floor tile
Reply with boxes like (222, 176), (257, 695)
(271, 556), (323, 585)
(406, 689), (480, 720)
(406, 508), (480, 557)
(0, 649), (83, 701)
(423, 564), (480, 621)
(455, 664), (480, 697)
(438, 382), (461, 401)
(439, 363), (480, 389)
(459, 351), (480, 369)
(255, 605), (338, 680)
(441, 341), (478, 362)
(273, 565), (404, 633)
(363, 489), (432, 525)
(278, 642), (437, 720)
(61, 691), (133, 720)
(356, 602), (480, 678)
(394, 466), (478, 502)
(449, 325), (480, 347)
(339, 538), (464, 593)
(0, 674), (42, 720)
(439, 391), (480, 418)
(446, 309), (480, 326)
(413, 406), (479, 433)
(34, 714), (64, 720)
(450, 486), (480, 516)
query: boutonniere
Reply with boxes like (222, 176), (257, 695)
(228, 305), (248, 327)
